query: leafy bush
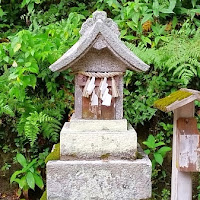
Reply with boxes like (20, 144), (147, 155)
(143, 134), (171, 169)
(10, 153), (44, 199)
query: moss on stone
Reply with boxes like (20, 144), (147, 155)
(154, 90), (192, 112)
(45, 143), (60, 164)
(40, 144), (60, 200)
(40, 190), (47, 200)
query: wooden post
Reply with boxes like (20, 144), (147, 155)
(171, 102), (194, 200)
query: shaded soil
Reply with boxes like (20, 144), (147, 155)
(0, 150), (18, 200)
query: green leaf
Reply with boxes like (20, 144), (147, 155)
(144, 149), (150, 155)
(0, 7), (6, 18)
(22, 159), (37, 173)
(29, 167), (34, 173)
(160, 8), (174, 14)
(16, 153), (27, 167)
(123, 89), (130, 95)
(26, 172), (35, 190)
(10, 170), (23, 183)
(123, 35), (137, 41)
(25, 62), (31, 67)
(20, 74), (37, 88)
(14, 176), (27, 189)
(132, 13), (140, 25)
(157, 146), (171, 157)
(21, 75), (31, 87)
(141, 14), (152, 24)
(143, 135), (155, 149)
(27, 63), (39, 74)
(194, 18), (200, 27)
(155, 37), (160, 46)
(141, 36), (151, 45)
(19, 176), (27, 189)
(28, 74), (37, 88)
(127, 21), (137, 31)
(154, 153), (163, 165)
(192, 0), (197, 8)
(152, 159), (156, 170)
(169, 0), (176, 11)
(21, 0), (28, 8)
(172, 16), (178, 28)
(3, 56), (9, 63)
(14, 43), (21, 53)
(153, 0), (159, 17)
(33, 174), (44, 189)
(28, 3), (34, 13)
(120, 29), (127, 38)
(154, 142), (165, 148)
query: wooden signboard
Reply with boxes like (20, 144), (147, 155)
(177, 117), (200, 172)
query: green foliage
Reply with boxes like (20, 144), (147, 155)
(18, 111), (60, 146)
(154, 33), (200, 85)
(161, 188), (170, 200)
(10, 153), (44, 198)
(156, 122), (173, 144)
(0, 12), (83, 148)
(143, 134), (171, 169)
(0, 100), (14, 117)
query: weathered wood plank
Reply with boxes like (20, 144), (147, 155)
(177, 118), (200, 172)
(171, 102), (194, 200)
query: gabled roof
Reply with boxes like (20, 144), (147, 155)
(49, 11), (150, 72)
(154, 89), (200, 112)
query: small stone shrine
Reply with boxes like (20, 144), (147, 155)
(47, 11), (152, 200)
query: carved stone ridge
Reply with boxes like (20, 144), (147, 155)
(80, 11), (120, 37)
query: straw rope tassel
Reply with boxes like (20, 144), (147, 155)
(111, 77), (119, 98)
(82, 77), (91, 97)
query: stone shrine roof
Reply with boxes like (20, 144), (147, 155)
(49, 11), (150, 72)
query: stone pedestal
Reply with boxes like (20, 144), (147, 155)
(47, 150), (151, 200)
(60, 119), (137, 160)
(47, 119), (152, 200)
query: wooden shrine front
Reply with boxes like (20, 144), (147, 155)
(77, 74), (119, 120)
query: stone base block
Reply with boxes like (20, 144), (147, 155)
(60, 123), (137, 159)
(68, 118), (128, 132)
(47, 152), (152, 200)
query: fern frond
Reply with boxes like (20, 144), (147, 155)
(0, 100), (15, 117)
(18, 111), (59, 146)
(24, 121), (40, 146)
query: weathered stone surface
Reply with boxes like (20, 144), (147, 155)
(47, 148), (152, 200)
(60, 122), (137, 159)
(49, 11), (150, 73)
(65, 118), (128, 131)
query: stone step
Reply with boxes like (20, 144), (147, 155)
(60, 122), (137, 160)
(47, 147), (152, 200)
(66, 118), (128, 132)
